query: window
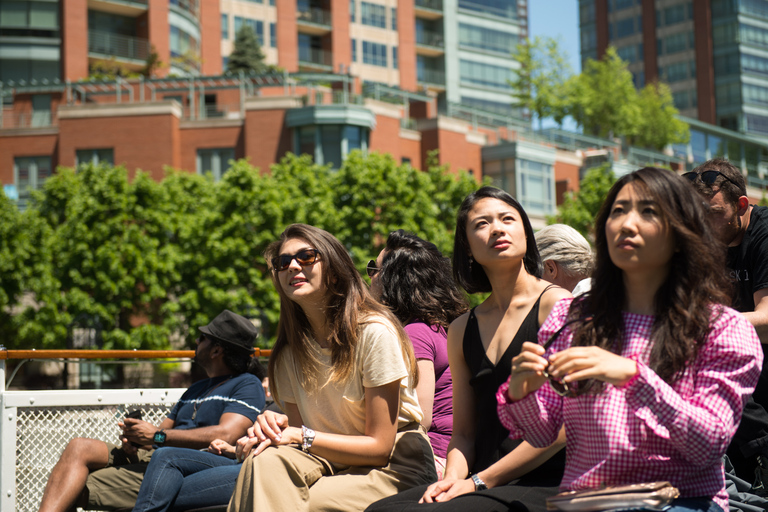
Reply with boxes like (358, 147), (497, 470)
(662, 4), (689, 25)
(170, 25), (200, 58)
(459, 59), (514, 89)
(76, 149), (114, 167)
(294, 125), (369, 167)
(392, 46), (398, 69)
(352, 38), (357, 62)
(661, 31), (693, 55)
(362, 41), (387, 66)
(221, 14), (229, 40)
(517, 159), (554, 216)
(14, 156), (51, 210)
(0, 1), (59, 36)
(661, 60), (694, 82)
(391, 7), (397, 30)
(31, 94), (51, 127)
(350, 0), (356, 22)
(270, 23), (276, 47)
(361, 2), (386, 28)
(197, 148), (235, 181)
(617, 45), (637, 63)
(459, 23), (518, 54)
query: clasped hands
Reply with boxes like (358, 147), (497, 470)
(507, 342), (639, 401)
(235, 410), (302, 462)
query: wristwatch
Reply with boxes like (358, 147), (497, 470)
(153, 429), (167, 446)
(471, 473), (488, 491)
(301, 425), (316, 453)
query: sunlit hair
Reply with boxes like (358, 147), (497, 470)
(535, 224), (594, 281)
(690, 157), (747, 205)
(264, 224), (418, 404)
(568, 167), (731, 394)
(453, 186), (543, 294)
(378, 230), (469, 329)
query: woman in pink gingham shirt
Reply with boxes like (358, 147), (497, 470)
(498, 167), (763, 512)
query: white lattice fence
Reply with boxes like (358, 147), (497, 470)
(1, 389), (185, 512)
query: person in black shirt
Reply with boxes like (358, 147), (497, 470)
(687, 158), (768, 493)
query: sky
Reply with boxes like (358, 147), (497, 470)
(527, 0), (581, 129)
(528, 0), (581, 73)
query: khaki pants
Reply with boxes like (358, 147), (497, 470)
(228, 428), (437, 512)
(84, 442), (155, 510)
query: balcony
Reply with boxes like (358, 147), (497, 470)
(298, 47), (333, 71)
(416, 30), (445, 56)
(169, 0), (200, 19)
(297, 8), (332, 35)
(415, 0), (444, 19)
(0, 110), (57, 130)
(417, 68), (446, 91)
(88, 30), (150, 66)
(87, 0), (148, 18)
(457, 0), (517, 20)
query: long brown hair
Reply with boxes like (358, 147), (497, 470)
(264, 224), (418, 404)
(568, 167), (731, 394)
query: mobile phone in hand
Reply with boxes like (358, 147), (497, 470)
(124, 409), (143, 447)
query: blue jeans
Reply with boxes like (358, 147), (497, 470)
(662, 498), (722, 512)
(132, 447), (242, 512)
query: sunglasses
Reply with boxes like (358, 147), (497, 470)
(271, 248), (320, 272)
(366, 260), (380, 278)
(541, 316), (593, 398)
(683, 170), (741, 189)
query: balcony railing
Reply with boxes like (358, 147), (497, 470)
(417, 68), (446, 86)
(297, 7), (332, 26)
(298, 47), (333, 68)
(170, 0), (199, 18)
(415, 0), (444, 11)
(457, 0), (516, 20)
(89, 30), (150, 62)
(416, 30), (444, 47)
(0, 110), (56, 130)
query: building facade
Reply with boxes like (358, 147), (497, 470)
(579, 0), (768, 139)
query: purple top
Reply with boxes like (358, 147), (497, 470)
(405, 321), (452, 459)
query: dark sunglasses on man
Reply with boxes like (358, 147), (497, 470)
(682, 169), (741, 189)
(366, 260), (380, 278)
(271, 248), (321, 272)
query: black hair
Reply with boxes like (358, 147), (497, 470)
(453, 186), (542, 293)
(212, 341), (256, 376)
(378, 230), (468, 329)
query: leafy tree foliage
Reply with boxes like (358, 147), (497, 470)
(509, 36), (573, 128)
(5, 153), (477, 350)
(549, 164), (616, 239)
(227, 25), (268, 75)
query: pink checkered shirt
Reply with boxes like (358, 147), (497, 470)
(497, 298), (762, 512)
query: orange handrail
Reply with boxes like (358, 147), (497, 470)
(0, 349), (272, 360)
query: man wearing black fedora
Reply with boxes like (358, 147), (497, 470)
(38, 310), (266, 512)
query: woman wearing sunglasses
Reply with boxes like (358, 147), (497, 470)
(227, 223), (436, 511)
(369, 187), (570, 512)
(368, 230), (469, 478)
(501, 167), (762, 512)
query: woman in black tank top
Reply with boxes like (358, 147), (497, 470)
(367, 187), (571, 512)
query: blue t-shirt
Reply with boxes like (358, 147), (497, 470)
(168, 373), (264, 429)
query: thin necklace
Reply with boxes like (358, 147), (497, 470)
(191, 375), (232, 420)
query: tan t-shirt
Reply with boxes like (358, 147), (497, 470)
(274, 317), (423, 436)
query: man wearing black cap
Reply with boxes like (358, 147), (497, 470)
(38, 310), (266, 512)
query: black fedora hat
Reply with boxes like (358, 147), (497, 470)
(199, 310), (258, 352)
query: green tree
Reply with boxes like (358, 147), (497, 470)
(509, 36), (573, 129)
(632, 82), (690, 150)
(567, 47), (641, 140)
(227, 25), (268, 75)
(549, 164), (616, 239)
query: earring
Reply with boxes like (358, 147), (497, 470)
(468, 255), (474, 273)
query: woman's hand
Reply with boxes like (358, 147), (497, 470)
(548, 346), (638, 388)
(235, 411), (302, 461)
(418, 477), (476, 503)
(508, 342), (549, 401)
(208, 439), (237, 459)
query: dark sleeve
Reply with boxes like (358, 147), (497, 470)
(166, 386), (195, 422)
(220, 375), (265, 422)
(750, 212), (768, 294)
